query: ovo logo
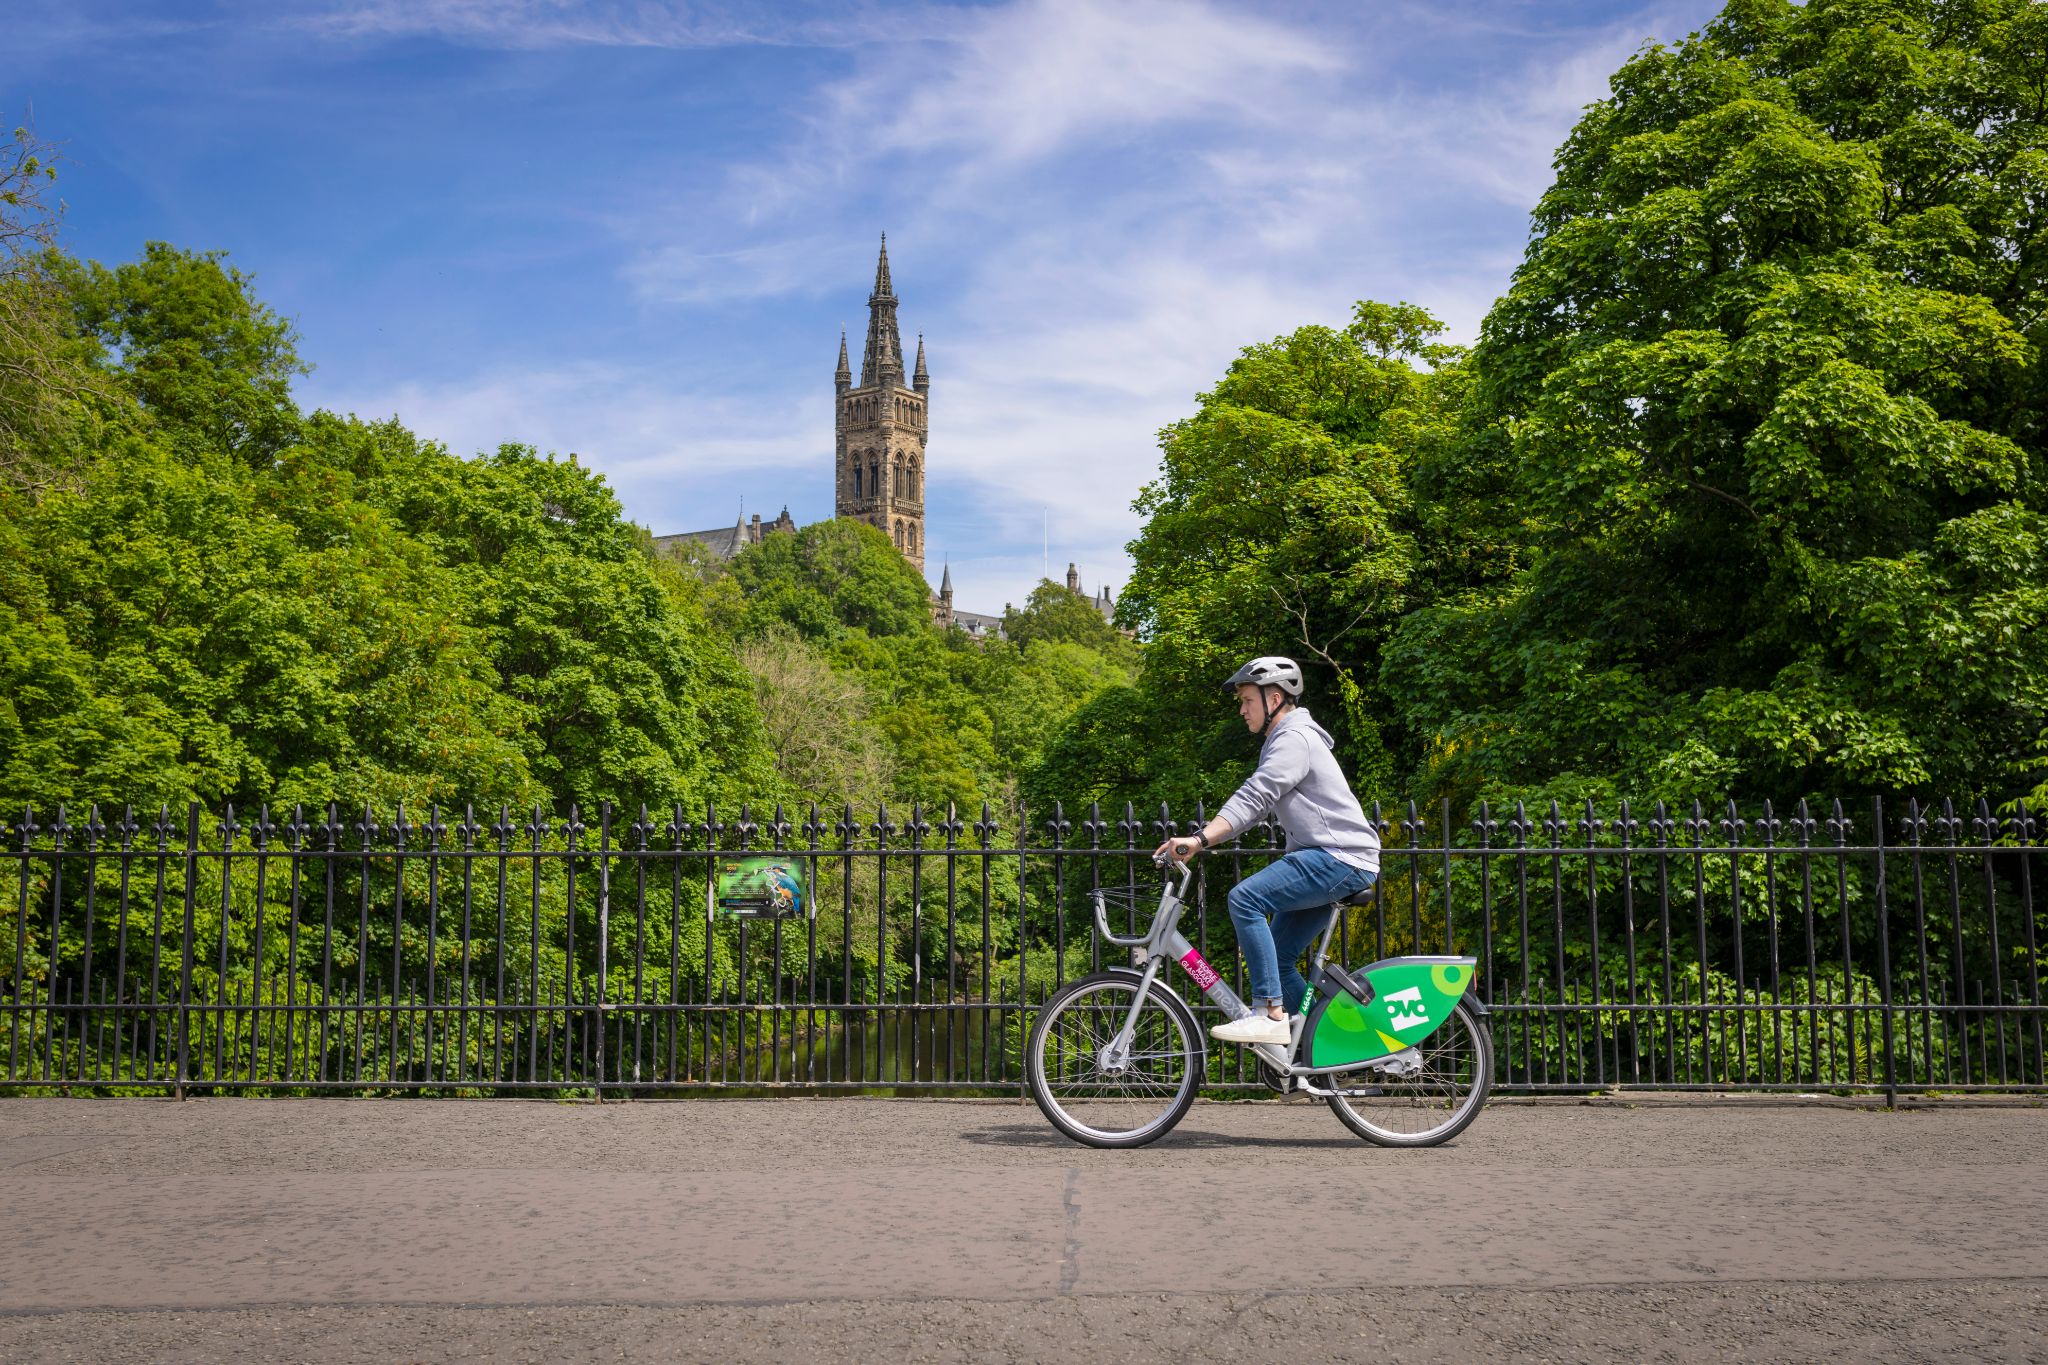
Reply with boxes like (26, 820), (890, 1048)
(1384, 986), (1433, 1033)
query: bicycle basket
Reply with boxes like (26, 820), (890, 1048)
(1088, 883), (1160, 926)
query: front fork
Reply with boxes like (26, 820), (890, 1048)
(1101, 927), (1257, 1072)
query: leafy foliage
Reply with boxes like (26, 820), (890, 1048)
(1388, 0), (2048, 812)
(0, 244), (774, 814)
(1053, 1), (2048, 820)
(1056, 302), (1479, 813)
(696, 526), (1137, 814)
(0, 126), (117, 492)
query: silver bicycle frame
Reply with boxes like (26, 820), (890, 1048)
(1092, 858), (1351, 1076)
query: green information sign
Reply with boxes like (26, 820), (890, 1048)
(712, 857), (808, 920)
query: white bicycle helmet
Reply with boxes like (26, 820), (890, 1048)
(1221, 656), (1304, 698)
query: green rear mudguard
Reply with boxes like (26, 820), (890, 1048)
(1300, 956), (1482, 1070)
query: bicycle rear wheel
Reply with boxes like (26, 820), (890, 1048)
(1325, 999), (1492, 1147)
(1028, 973), (1200, 1148)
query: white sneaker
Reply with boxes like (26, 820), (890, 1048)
(1211, 1013), (1290, 1046)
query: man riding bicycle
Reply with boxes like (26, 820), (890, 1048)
(1151, 656), (1382, 1047)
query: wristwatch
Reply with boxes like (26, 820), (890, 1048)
(1195, 830), (1210, 849)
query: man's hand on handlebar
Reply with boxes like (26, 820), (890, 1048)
(1152, 836), (1202, 865)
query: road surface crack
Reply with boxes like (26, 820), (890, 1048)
(1058, 1166), (1081, 1296)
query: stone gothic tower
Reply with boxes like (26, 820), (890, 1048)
(835, 235), (928, 572)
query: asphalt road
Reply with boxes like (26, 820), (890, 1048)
(1, 1094), (2044, 1362)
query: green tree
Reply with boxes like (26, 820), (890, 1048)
(0, 427), (534, 810)
(1115, 302), (1471, 801)
(0, 240), (776, 816)
(1388, 0), (2048, 810)
(283, 418), (773, 812)
(738, 627), (898, 807)
(60, 242), (305, 468)
(1001, 579), (1137, 661)
(724, 518), (936, 641)
(0, 125), (116, 493)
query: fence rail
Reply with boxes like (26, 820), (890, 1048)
(1, 796), (2040, 1097)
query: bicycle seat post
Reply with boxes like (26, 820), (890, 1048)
(1311, 900), (1344, 972)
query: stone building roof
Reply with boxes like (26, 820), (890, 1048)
(949, 608), (1004, 639)
(654, 506), (797, 561)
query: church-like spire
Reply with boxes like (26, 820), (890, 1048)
(940, 562), (952, 596)
(913, 333), (928, 393)
(836, 328), (851, 390)
(860, 234), (905, 388)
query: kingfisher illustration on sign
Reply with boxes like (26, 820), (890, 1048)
(713, 858), (808, 920)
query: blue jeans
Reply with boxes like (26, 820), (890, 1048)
(1227, 849), (1376, 1011)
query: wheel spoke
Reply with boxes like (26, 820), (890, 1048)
(1327, 1002), (1492, 1146)
(1030, 980), (1196, 1145)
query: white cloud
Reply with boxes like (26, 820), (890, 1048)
(830, 0), (1343, 168)
(306, 0), (1727, 613)
(306, 361), (832, 527)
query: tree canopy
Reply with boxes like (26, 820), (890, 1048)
(1388, 0), (2048, 811)
(1029, 0), (2048, 819)
(0, 240), (780, 813)
(7, 1), (2047, 825)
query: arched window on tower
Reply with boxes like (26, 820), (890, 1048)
(853, 462), (862, 498)
(870, 459), (879, 498)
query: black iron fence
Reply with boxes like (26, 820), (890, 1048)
(1, 796), (2040, 1096)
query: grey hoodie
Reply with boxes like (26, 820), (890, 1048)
(1213, 708), (1380, 874)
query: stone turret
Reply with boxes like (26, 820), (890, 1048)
(933, 562), (955, 629)
(860, 235), (905, 389)
(836, 234), (926, 573)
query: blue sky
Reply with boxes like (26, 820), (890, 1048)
(7, 0), (1724, 615)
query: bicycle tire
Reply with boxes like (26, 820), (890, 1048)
(1027, 972), (1202, 1149)
(1324, 999), (1493, 1147)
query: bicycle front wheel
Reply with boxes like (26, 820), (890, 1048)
(1325, 999), (1493, 1147)
(1027, 973), (1201, 1149)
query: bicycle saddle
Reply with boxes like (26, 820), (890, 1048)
(1339, 885), (1377, 906)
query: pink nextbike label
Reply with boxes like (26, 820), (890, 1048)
(1179, 947), (1222, 992)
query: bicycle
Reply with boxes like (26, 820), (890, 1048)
(1026, 855), (1493, 1148)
